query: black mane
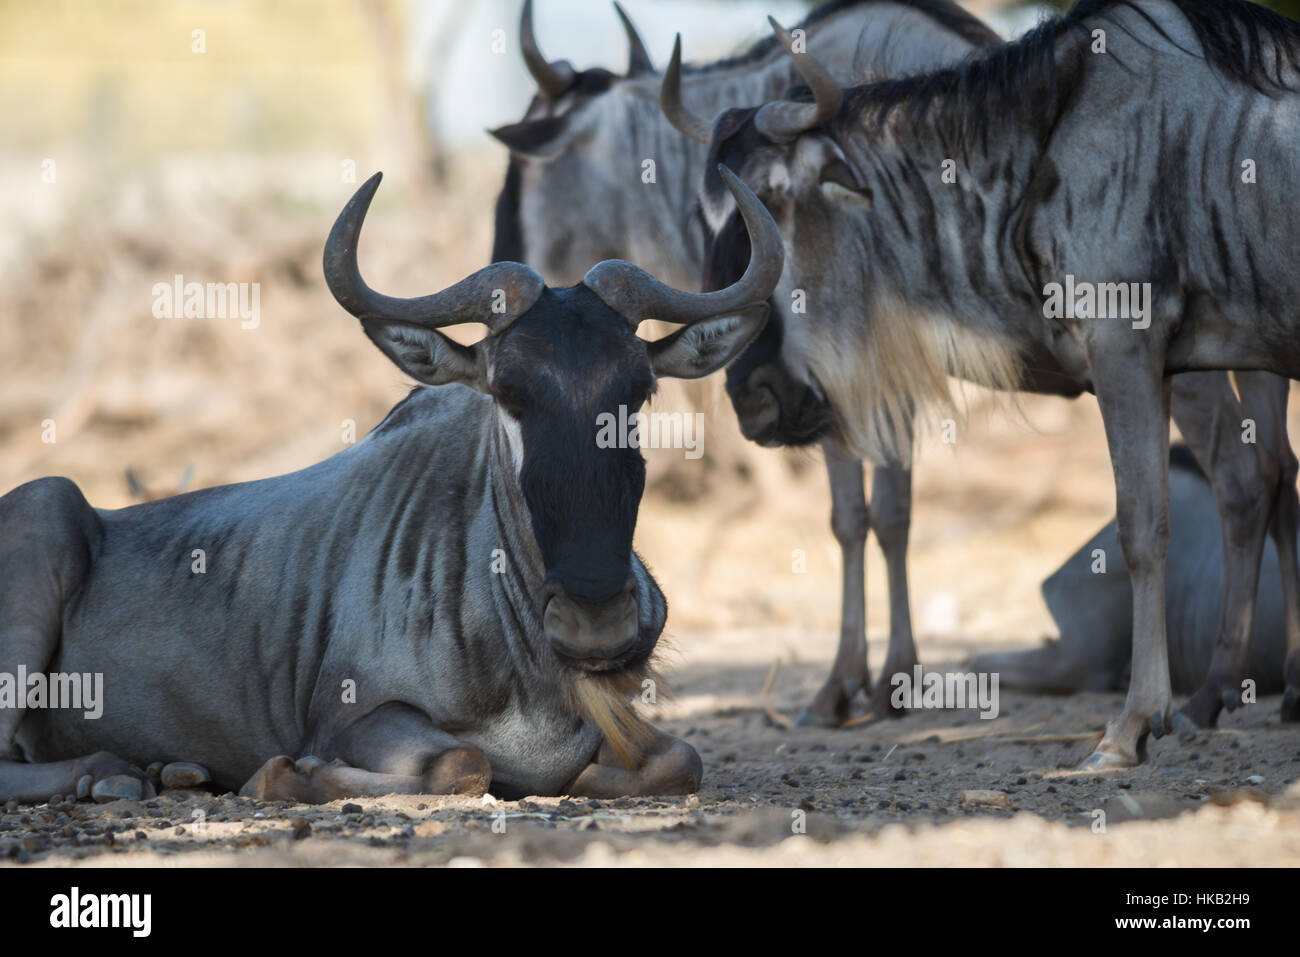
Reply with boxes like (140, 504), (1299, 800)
(836, 0), (1300, 151)
(684, 0), (998, 76)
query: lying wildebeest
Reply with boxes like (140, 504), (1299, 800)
(0, 167), (783, 804)
(975, 447), (1291, 697)
(493, 0), (1015, 724)
(666, 6), (1300, 736)
(665, 0), (1300, 767)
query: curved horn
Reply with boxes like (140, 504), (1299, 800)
(324, 173), (544, 334)
(754, 17), (843, 143)
(613, 2), (654, 76)
(660, 35), (712, 145)
(520, 0), (574, 98)
(584, 165), (784, 327)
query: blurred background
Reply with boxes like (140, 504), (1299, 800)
(3, 0), (1299, 680)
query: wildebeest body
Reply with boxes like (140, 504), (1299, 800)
(12, 387), (609, 796)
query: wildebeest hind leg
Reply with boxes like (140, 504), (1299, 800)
(1170, 372), (1270, 730)
(0, 478), (156, 804)
(239, 702), (491, 802)
(1234, 374), (1300, 722)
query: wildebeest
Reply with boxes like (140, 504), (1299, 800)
(667, 7), (1300, 736)
(494, 0), (1011, 727)
(974, 447), (1292, 697)
(0, 166), (783, 804)
(666, 0), (1300, 767)
(490, 0), (987, 287)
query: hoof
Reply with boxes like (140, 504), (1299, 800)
(1148, 709), (1171, 739)
(75, 774), (94, 801)
(1281, 687), (1300, 723)
(239, 755), (299, 801)
(91, 774), (150, 803)
(161, 762), (211, 790)
(294, 755), (328, 774)
(1077, 749), (1136, 771)
(794, 709), (840, 729)
(424, 747), (492, 796)
(1171, 712), (1199, 735)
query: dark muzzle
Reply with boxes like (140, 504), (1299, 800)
(543, 576), (640, 670)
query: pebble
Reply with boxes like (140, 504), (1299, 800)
(161, 762), (211, 790)
(957, 790), (1010, 808)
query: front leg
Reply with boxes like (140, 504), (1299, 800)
(866, 461), (918, 718)
(239, 702), (491, 803)
(564, 727), (701, 799)
(797, 440), (870, 727)
(1080, 342), (1173, 770)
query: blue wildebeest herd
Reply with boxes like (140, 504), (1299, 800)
(2, 0), (1299, 806)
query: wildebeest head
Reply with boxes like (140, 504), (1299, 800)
(488, 0), (663, 278)
(324, 168), (782, 672)
(663, 22), (870, 452)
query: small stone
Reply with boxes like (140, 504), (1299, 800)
(1207, 786), (1269, 807)
(341, 803), (363, 815)
(1245, 774), (1265, 785)
(957, 790), (1010, 808)
(161, 762), (211, 790)
(291, 817), (311, 840)
(92, 775), (145, 804)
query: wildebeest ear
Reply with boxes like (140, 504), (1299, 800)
(647, 305), (769, 379)
(819, 157), (872, 205)
(362, 320), (487, 391)
(489, 115), (583, 161)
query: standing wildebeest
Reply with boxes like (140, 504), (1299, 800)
(667, 0), (1300, 767)
(667, 4), (1300, 736)
(0, 167), (783, 804)
(493, 0), (1017, 726)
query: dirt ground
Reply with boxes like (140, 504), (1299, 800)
(4, 676), (1300, 867)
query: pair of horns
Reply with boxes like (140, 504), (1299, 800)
(662, 17), (843, 145)
(522, 0), (653, 97)
(323, 167), (784, 333)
